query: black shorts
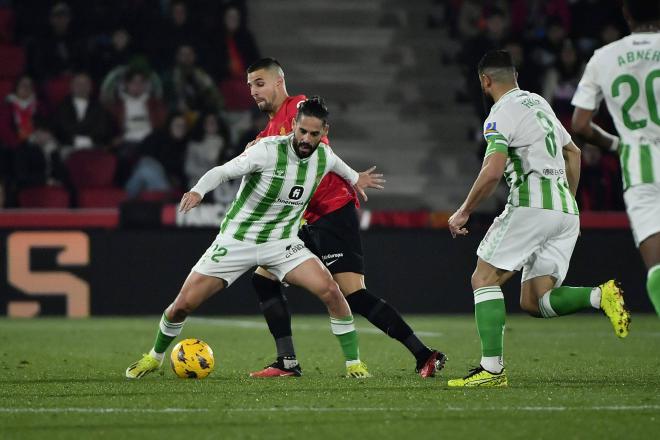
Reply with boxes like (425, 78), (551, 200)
(298, 202), (364, 274)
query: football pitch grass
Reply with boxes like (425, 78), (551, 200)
(1, 315), (659, 439)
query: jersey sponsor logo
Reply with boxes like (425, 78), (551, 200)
(289, 186), (305, 200)
(276, 198), (305, 206)
(543, 168), (565, 176)
(322, 252), (343, 260)
(285, 243), (305, 258)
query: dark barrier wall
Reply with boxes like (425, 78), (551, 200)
(0, 227), (651, 316)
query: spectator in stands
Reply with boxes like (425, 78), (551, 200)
(107, 67), (167, 184)
(0, 75), (44, 149)
(541, 39), (583, 129)
(531, 17), (568, 70)
(215, 3), (260, 81)
(184, 113), (232, 190)
(459, 7), (509, 118)
(163, 44), (223, 118)
(503, 39), (541, 93)
(12, 124), (59, 190)
(90, 29), (136, 82)
(509, 0), (571, 38)
(27, 2), (85, 80)
(100, 59), (163, 106)
(108, 68), (166, 146)
(52, 72), (113, 153)
(125, 113), (188, 198)
(148, 0), (200, 71)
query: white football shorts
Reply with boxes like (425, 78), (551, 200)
(192, 233), (316, 286)
(477, 205), (580, 287)
(623, 182), (660, 247)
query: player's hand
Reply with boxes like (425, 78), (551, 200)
(179, 191), (202, 213)
(355, 166), (385, 202)
(448, 208), (470, 238)
(244, 139), (257, 150)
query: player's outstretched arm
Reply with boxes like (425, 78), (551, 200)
(180, 142), (268, 213)
(448, 152), (506, 238)
(563, 141), (581, 197)
(571, 107), (619, 152)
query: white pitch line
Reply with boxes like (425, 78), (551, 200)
(2, 405), (658, 414)
(190, 317), (443, 337)
(0, 408), (208, 414)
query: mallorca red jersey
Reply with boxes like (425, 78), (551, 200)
(256, 95), (358, 224)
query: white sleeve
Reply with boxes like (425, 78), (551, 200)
(558, 122), (572, 147)
(571, 55), (603, 111)
(190, 143), (269, 197)
(326, 147), (359, 185)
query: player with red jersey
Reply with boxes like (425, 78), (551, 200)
(245, 58), (446, 378)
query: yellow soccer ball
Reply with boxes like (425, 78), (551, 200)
(170, 338), (215, 379)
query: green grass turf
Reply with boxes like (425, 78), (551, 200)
(0, 315), (659, 439)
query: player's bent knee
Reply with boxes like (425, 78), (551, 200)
(318, 280), (343, 305)
(471, 270), (493, 290)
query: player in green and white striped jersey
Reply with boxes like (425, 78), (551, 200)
(125, 98), (384, 379)
(446, 50), (630, 388)
(572, 0), (660, 317)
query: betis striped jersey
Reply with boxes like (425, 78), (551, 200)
(190, 134), (359, 244)
(572, 32), (660, 190)
(484, 88), (579, 215)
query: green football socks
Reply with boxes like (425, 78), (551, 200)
(538, 286), (598, 317)
(330, 316), (359, 362)
(152, 313), (185, 360)
(474, 286), (506, 372)
(648, 264), (660, 316)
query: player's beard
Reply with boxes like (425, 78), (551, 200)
(257, 99), (273, 113)
(292, 137), (318, 158)
(481, 89), (495, 115)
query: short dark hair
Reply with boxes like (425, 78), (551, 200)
(296, 96), (329, 126)
(624, 0), (660, 24)
(247, 57), (283, 74)
(478, 50), (514, 74)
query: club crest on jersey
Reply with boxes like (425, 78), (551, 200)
(279, 126), (287, 135)
(275, 168), (286, 177)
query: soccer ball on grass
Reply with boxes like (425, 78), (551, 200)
(170, 338), (215, 379)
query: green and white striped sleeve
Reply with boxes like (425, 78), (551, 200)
(191, 142), (269, 197)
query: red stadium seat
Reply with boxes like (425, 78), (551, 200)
(78, 187), (127, 208)
(45, 76), (72, 107)
(18, 185), (70, 208)
(219, 79), (254, 111)
(0, 44), (24, 78)
(65, 149), (117, 188)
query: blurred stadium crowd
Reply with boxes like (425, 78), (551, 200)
(0, 0), (631, 212)
(431, 0), (627, 211)
(0, 0), (262, 209)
